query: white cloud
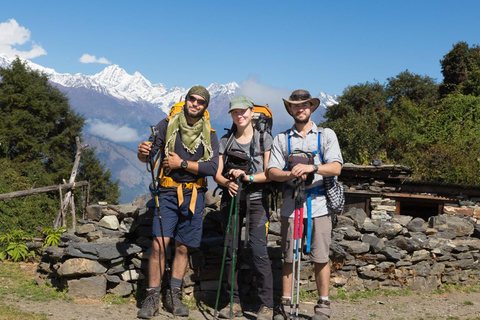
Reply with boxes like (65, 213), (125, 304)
(79, 53), (111, 64)
(88, 120), (140, 143)
(238, 76), (292, 133)
(0, 19), (46, 59)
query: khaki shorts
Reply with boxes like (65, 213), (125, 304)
(281, 215), (332, 264)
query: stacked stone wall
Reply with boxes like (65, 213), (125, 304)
(37, 192), (480, 300)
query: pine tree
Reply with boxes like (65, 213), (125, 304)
(0, 58), (120, 233)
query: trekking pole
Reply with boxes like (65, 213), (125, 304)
(290, 180), (305, 320)
(147, 126), (171, 289)
(214, 198), (236, 320)
(290, 181), (299, 320)
(294, 181), (305, 320)
(229, 174), (243, 319)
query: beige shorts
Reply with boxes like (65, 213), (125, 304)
(281, 215), (332, 264)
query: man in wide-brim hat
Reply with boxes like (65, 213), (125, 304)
(282, 89), (321, 117)
(267, 89), (343, 320)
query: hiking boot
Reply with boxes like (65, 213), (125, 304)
(257, 305), (273, 320)
(164, 287), (189, 316)
(311, 299), (331, 320)
(273, 298), (291, 320)
(218, 302), (243, 318)
(137, 288), (159, 319)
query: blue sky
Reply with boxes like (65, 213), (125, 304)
(1, 0), (480, 96)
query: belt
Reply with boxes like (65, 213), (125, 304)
(159, 176), (207, 214)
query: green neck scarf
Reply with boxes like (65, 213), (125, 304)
(164, 110), (213, 162)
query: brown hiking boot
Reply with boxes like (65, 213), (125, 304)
(257, 305), (273, 320)
(218, 302), (243, 318)
(137, 288), (159, 319)
(311, 299), (331, 320)
(164, 287), (189, 316)
(273, 298), (291, 320)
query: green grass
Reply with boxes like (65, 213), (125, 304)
(101, 293), (132, 305)
(0, 261), (71, 319)
(0, 302), (48, 320)
(331, 288), (412, 301)
(431, 284), (480, 295)
(0, 262), (70, 302)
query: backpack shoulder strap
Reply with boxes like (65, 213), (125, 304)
(317, 126), (326, 164)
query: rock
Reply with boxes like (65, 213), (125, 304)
(343, 208), (367, 229)
(86, 231), (103, 242)
(407, 217), (427, 232)
(98, 215), (120, 230)
(338, 240), (370, 254)
(119, 217), (137, 233)
(376, 222), (403, 239)
(361, 234), (385, 253)
(120, 269), (144, 281)
(86, 205), (103, 221)
(57, 258), (107, 276)
(76, 223), (96, 235)
(67, 276), (106, 299)
(337, 225), (361, 240)
(411, 249), (430, 262)
(362, 218), (379, 233)
(108, 281), (137, 296)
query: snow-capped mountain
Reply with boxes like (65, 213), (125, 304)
(0, 54), (339, 203)
(0, 54), (337, 115)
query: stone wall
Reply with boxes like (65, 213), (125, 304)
(37, 191), (480, 300)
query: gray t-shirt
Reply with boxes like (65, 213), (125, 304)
(267, 123), (343, 218)
(219, 131), (273, 200)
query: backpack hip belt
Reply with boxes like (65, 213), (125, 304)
(159, 176), (207, 214)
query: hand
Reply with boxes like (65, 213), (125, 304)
(290, 164), (314, 178)
(162, 151), (182, 170)
(228, 169), (247, 180)
(137, 141), (152, 157)
(226, 180), (239, 197)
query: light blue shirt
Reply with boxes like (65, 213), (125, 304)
(267, 122), (343, 218)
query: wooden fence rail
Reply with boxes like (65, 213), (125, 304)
(0, 181), (89, 201)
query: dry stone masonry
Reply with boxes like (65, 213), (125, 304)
(36, 190), (480, 300)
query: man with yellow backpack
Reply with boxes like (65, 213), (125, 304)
(136, 85), (219, 318)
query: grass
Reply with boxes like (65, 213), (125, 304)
(331, 288), (413, 301)
(0, 262), (70, 302)
(0, 261), (71, 319)
(0, 302), (49, 320)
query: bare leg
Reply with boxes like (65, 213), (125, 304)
(148, 237), (171, 287)
(281, 262), (293, 297)
(314, 262), (330, 297)
(171, 241), (189, 280)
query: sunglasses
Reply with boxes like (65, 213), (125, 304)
(289, 93), (311, 101)
(187, 95), (207, 106)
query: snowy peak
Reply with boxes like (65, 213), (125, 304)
(0, 54), (338, 113)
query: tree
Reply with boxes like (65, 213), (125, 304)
(0, 59), (119, 234)
(440, 41), (480, 96)
(323, 82), (389, 164)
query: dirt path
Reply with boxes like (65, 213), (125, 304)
(5, 290), (480, 320)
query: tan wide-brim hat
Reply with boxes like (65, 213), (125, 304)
(282, 89), (320, 116)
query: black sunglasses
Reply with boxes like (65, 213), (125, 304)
(289, 93), (311, 101)
(187, 95), (207, 106)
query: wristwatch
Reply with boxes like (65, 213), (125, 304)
(312, 164), (319, 173)
(181, 160), (188, 169)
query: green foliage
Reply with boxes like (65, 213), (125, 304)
(0, 58), (120, 234)
(323, 43), (480, 185)
(41, 227), (67, 247)
(0, 230), (34, 262)
(440, 41), (480, 96)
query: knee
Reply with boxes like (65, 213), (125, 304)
(175, 243), (188, 256)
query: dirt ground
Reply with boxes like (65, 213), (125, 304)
(5, 289), (480, 320)
(5, 263), (480, 320)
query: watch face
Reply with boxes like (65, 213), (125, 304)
(181, 160), (187, 169)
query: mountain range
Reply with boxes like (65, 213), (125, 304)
(0, 55), (339, 203)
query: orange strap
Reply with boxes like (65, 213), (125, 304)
(159, 177), (207, 214)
